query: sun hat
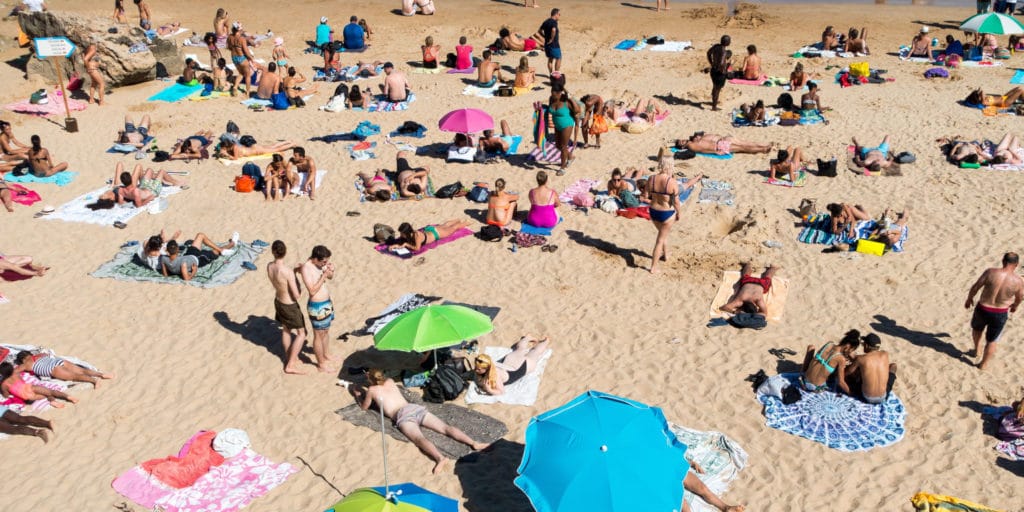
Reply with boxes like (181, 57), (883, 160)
(274, 37), (284, 46)
(231, 21), (241, 30)
(921, 26), (929, 33)
(320, 16), (328, 23)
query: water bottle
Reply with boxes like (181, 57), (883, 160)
(511, 241), (518, 253)
(763, 240), (783, 249)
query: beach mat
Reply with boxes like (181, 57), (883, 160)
(360, 93), (416, 113)
(375, 227), (473, 258)
(43, 185), (180, 226)
(909, 492), (1004, 512)
(446, 67), (476, 74)
(465, 347), (552, 406)
(336, 387), (508, 459)
(708, 271), (789, 322)
(528, 141), (576, 164)
(797, 213), (839, 246)
(697, 179), (735, 205)
(519, 217), (562, 236)
(91, 241), (262, 288)
(732, 109), (781, 127)
(757, 373), (906, 451)
(147, 82), (203, 102)
(670, 424), (748, 512)
(3, 171), (77, 187)
(4, 94), (87, 116)
(728, 74), (768, 85)
(614, 39), (638, 50)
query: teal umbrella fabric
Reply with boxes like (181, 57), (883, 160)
(960, 12), (1024, 34)
(514, 390), (690, 512)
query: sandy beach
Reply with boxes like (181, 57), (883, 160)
(1, 0), (1022, 510)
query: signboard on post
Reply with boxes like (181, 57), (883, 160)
(32, 36), (79, 133)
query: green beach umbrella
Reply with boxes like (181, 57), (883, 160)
(373, 305), (493, 353)
(325, 488), (430, 512)
(960, 12), (1024, 35)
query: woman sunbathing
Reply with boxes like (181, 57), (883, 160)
(965, 87), (1024, 108)
(473, 336), (551, 395)
(869, 208), (910, 250)
(357, 170), (394, 202)
(825, 202), (870, 239)
(0, 407), (53, 443)
(168, 130), (214, 161)
(769, 146), (804, 182)
(990, 133), (1024, 165)
(388, 219), (471, 252)
(27, 135), (68, 178)
(13, 351), (114, 387)
(739, 100), (766, 123)
(943, 138), (992, 165)
(800, 329), (861, 393)
(219, 139), (297, 159)
(678, 133), (772, 155)
(0, 362), (78, 408)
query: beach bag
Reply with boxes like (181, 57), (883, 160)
(67, 72), (83, 91)
(435, 181), (463, 199)
(234, 175), (255, 193)
(816, 158), (837, 177)
(646, 35), (665, 45)
(619, 190), (640, 208)
(776, 92), (794, 110)
(998, 410), (1024, 440)
(589, 114), (609, 134)
(895, 151), (916, 164)
(373, 223), (395, 243)
(239, 135), (257, 147)
(495, 85), (515, 97)
(466, 185), (489, 203)
(573, 192), (595, 207)
(599, 196), (620, 213)
(422, 365), (465, 403)
(444, 53), (457, 68)
(153, 150), (171, 163)
(477, 224), (504, 242)
(241, 161), (265, 190)
(781, 385), (803, 405)
(447, 145), (476, 163)
(849, 61), (870, 77)
(728, 313), (767, 330)
(271, 92), (291, 110)
(626, 122), (650, 134)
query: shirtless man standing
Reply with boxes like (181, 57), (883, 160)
(300, 245), (336, 373)
(350, 369), (489, 474)
(719, 262), (778, 315)
(706, 35), (731, 111)
(964, 252), (1024, 370)
(378, 62), (410, 102)
(133, 0), (151, 31)
(678, 133), (772, 155)
(267, 241), (306, 375)
(289, 147), (318, 200)
(844, 333), (896, 404)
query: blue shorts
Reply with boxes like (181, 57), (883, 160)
(124, 123), (148, 138)
(308, 299), (335, 331)
(478, 77), (497, 88)
(545, 47), (562, 60)
(860, 141), (889, 158)
(140, 19), (151, 30)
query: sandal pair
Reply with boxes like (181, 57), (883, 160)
(541, 244), (558, 253)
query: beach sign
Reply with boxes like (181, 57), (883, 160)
(32, 36), (79, 132)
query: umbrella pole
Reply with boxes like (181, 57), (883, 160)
(380, 405), (390, 498)
(433, 349), (439, 370)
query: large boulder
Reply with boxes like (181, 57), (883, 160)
(18, 11), (184, 87)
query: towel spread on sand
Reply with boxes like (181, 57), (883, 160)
(42, 186), (181, 226)
(519, 217), (562, 236)
(558, 178), (601, 204)
(446, 67), (476, 74)
(1012, 70), (1024, 85)
(798, 214), (908, 253)
(764, 169), (808, 187)
(465, 347), (552, 406)
(708, 271), (790, 322)
(728, 74), (768, 86)
(462, 83), (501, 98)
(290, 170), (326, 196)
(757, 373), (906, 452)
(528, 141), (576, 164)
(375, 228), (473, 258)
(91, 241), (262, 288)
(669, 424), (748, 512)
(3, 171), (78, 187)
(348, 141), (377, 160)
(794, 44), (853, 59)
(4, 94), (87, 116)
(698, 179), (735, 205)
(140, 431), (225, 489)
(996, 438), (1024, 461)
(353, 293), (441, 336)
(614, 39), (639, 50)
(353, 93), (416, 113)
(909, 492), (1004, 512)
(6, 183), (40, 206)
(732, 109), (781, 127)
(147, 82), (204, 102)
(648, 40), (693, 52)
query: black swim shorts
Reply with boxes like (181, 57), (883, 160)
(971, 305), (1008, 342)
(711, 71), (727, 88)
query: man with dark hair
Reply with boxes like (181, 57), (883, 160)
(719, 262), (779, 315)
(477, 50), (505, 87)
(300, 245), (336, 372)
(539, 8), (561, 74)
(255, 61), (281, 100)
(379, 62), (410, 102)
(289, 147), (319, 200)
(844, 333), (897, 405)
(852, 135), (894, 172)
(707, 35), (731, 111)
(267, 240), (306, 374)
(159, 232), (237, 281)
(965, 252), (1023, 369)
(343, 15), (365, 50)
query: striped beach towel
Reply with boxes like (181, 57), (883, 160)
(797, 213), (838, 245)
(528, 141), (575, 164)
(362, 93), (416, 113)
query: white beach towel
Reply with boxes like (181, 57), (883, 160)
(291, 170), (327, 195)
(669, 424), (749, 512)
(462, 83), (501, 98)
(465, 347), (552, 406)
(960, 60), (1003, 68)
(159, 27), (190, 39)
(648, 40), (692, 52)
(42, 186), (181, 226)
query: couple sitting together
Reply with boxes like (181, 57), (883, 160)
(485, 171), (560, 229)
(800, 329), (897, 404)
(823, 203), (909, 252)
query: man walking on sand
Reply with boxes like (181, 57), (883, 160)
(964, 252), (1023, 370)
(267, 240), (306, 375)
(300, 245), (337, 372)
(538, 8), (561, 74)
(350, 369), (489, 474)
(707, 35), (731, 111)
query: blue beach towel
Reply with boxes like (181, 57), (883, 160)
(614, 39), (638, 50)
(1012, 69), (1024, 85)
(108, 136), (155, 154)
(147, 82), (203, 102)
(520, 216), (562, 236)
(3, 171), (78, 187)
(757, 373), (906, 452)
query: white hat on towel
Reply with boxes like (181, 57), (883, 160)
(213, 428), (251, 458)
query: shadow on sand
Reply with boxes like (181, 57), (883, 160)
(454, 439), (532, 512)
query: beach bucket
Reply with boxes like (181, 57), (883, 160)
(855, 239), (885, 256)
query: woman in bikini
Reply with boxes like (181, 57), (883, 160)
(825, 202), (870, 240)
(769, 146), (805, 183)
(525, 170), (560, 228)
(0, 251), (48, 276)
(395, 153), (429, 198)
(26, 135), (68, 178)
(474, 336), (551, 395)
(990, 133), (1024, 165)
(346, 86), (367, 109)
(389, 219), (471, 251)
(740, 44), (761, 80)
(421, 36), (441, 69)
(219, 139), (297, 160)
(790, 63), (808, 88)
(0, 177), (13, 213)
(113, 0), (127, 23)
(263, 153), (295, 201)
(227, 22), (253, 97)
(0, 362), (78, 408)
(13, 351), (114, 387)
(800, 81), (825, 113)
(272, 38), (289, 72)
(168, 131), (214, 161)
(646, 155), (701, 274)
(0, 121), (30, 161)
(83, 40), (105, 105)
(966, 87), (1024, 108)
(800, 329), (861, 393)
(356, 170), (393, 202)
(486, 178), (518, 227)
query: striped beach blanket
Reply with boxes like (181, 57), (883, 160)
(797, 213), (838, 245)
(528, 141), (576, 164)
(359, 93), (416, 113)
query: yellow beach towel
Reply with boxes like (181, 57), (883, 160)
(217, 154), (274, 166)
(910, 492), (1003, 512)
(708, 271), (789, 322)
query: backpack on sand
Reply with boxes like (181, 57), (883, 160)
(422, 365), (466, 403)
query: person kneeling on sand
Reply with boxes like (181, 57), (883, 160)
(719, 262), (779, 316)
(842, 333), (896, 405)
(677, 133), (772, 155)
(474, 336), (550, 395)
(350, 369), (487, 474)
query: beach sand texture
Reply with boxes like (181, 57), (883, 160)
(1, 1), (1022, 510)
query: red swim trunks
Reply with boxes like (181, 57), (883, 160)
(740, 275), (772, 293)
(524, 39), (537, 51)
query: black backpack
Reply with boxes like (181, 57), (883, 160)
(777, 93), (794, 111)
(816, 158), (838, 177)
(435, 181), (463, 199)
(477, 224), (504, 242)
(422, 365), (466, 403)
(729, 313), (767, 330)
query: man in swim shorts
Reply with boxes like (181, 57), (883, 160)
(965, 252), (1023, 370)
(300, 245), (336, 372)
(477, 50), (505, 87)
(719, 262), (778, 315)
(379, 62), (411, 102)
(707, 35), (731, 111)
(351, 369), (489, 474)
(539, 9), (561, 74)
(118, 115), (152, 148)
(852, 135), (894, 172)
(844, 333), (897, 405)
(267, 240), (306, 374)
(134, 0), (151, 30)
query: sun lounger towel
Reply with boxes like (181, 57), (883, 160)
(6, 183), (40, 206)
(375, 227), (473, 258)
(764, 169), (808, 187)
(909, 492), (1004, 512)
(698, 179), (735, 205)
(649, 41), (692, 52)
(465, 347), (552, 406)
(91, 240), (262, 288)
(336, 387), (508, 458)
(519, 217), (562, 236)
(558, 178), (600, 203)
(446, 67), (476, 74)
(4, 171), (77, 187)
(113, 442), (295, 512)
(757, 373), (906, 451)
(42, 185), (180, 226)
(4, 94), (87, 116)
(217, 154), (273, 165)
(147, 82), (204, 102)
(528, 141), (576, 164)
(728, 74), (768, 86)
(360, 93), (416, 113)
(462, 82), (501, 98)
(614, 39), (637, 50)
(708, 271), (789, 322)
(669, 424), (748, 512)
(348, 141), (377, 160)
(732, 109), (781, 127)
(1012, 70), (1024, 84)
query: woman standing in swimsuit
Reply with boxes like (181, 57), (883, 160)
(83, 41), (105, 106)
(213, 8), (229, 47)
(390, 219), (471, 251)
(227, 22), (253, 97)
(27, 135), (68, 178)
(546, 90), (578, 175)
(800, 330), (861, 393)
(525, 170), (560, 228)
(474, 336), (551, 395)
(647, 156), (695, 274)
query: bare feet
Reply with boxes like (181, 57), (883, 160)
(284, 364), (307, 375)
(49, 400), (65, 409)
(317, 364), (338, 374)
(67, 396), (79, 404)
(102, 372), (115, 380)
(724, 506), (745, 512)
(36, 429), (50, 443)
(472, 442), (490, 451)
(432, 457), (449, 474)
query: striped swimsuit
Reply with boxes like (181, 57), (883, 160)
(32, 356), (64, 378)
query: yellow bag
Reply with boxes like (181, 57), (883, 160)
(855, 239), (885, 256)
(849, 62), (870, 77)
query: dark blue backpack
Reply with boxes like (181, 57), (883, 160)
(241, 162), (265, 190)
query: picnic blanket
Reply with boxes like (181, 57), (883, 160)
(358, 93), (416, 113)
(465, 347), (552, 406)
(462, 83), (501, 98)
(91, 241), (262, 288)
(6, 183), (40, 206)
(42, 185), (181, 226)
(757, 373), (906, 451)
(375, 227), (473, 258)
(4, 93), (87, 116)
(3, 171), (77, 187)
(147, 82), (204, 102)
(732, 109), (781, 127)
(528, 141), (576, 164)
(909, 492), (1004, 512)
(347, 141), (377, 160)
(112, 437), (296, 512)
(728, 74), (768, 86)
(669, 424), (748, 512)
(708, 271), (790, 322)
(697, 179), (735, 205)
(336, 387), (508, 459)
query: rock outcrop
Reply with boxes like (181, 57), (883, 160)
(18, 11), (184, 87)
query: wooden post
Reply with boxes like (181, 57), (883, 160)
(49, 56), (77, 132)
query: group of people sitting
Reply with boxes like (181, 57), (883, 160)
(822, 203), (910, 251)
(942, 132), (1024, 167)
(357, 151), (431, 202)
(259, 147), (319, 200)
(483, 170), (560, 230)
(0, 121), (68, 178)
(132, 228), (239, 281)
(819, 25), (869, 55)
(800, 329), (897, 405)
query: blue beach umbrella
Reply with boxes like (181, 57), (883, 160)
(514, 390), (690, 512)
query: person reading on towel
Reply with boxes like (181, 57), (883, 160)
(965, 87), (1024, 108)
(852, 135), (894, 172)
(356, 170), (394, 202)
(479, 120), (516, 154)
(0, 362), (78, 408)
(486, 178), (517, 227)
(842, 333), (896, 405)
(677, 133), (772, 155)
(908, 27), (931, 58)
(769, 146), (804, 182)
(395, 151), (429, 198)
(476, 50), (505, 87)
(159, 232), (238, 281)
(349, 369), (488, 474)
(388, 220), (471, 252)
(800, 329), (860, 393)
(719, 262), (779, 316)
(13, 351), (114, 387)
(474, 336), (551, 395)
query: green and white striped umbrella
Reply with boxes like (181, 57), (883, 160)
(960, 12), (1024, 35)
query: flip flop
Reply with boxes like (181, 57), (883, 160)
(546, 244), (558, 253)
(252, 239), (269, 247)
(241, 261), (257, 271)
(345, 211), (361, 217)
(113, 221), (127, 229)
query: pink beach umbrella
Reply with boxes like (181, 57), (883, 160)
(437, 108), (493, 134)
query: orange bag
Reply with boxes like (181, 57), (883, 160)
(589, 114), (609, 135)
(234, 175), (255, 193)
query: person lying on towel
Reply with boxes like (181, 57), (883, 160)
(473, 335), (550, 395)
(388, 220), (471, 252)
(718, 262), (779, 316)
(676, 133), (772, 155)
(159, 232), (238, 281)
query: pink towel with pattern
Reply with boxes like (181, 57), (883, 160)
(4, 93), (87, 116)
